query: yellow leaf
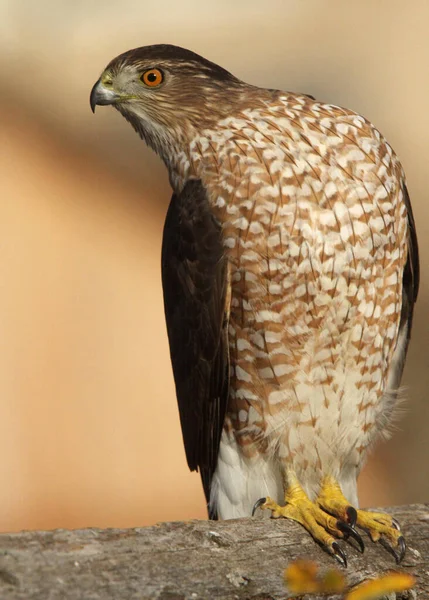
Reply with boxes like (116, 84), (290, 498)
(346, 572), (415, 600)
(285, 559), (346, 595)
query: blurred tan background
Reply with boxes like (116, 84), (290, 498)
(1, 0), (428, 533)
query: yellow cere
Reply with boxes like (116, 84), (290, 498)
(101, 73), (113, 87)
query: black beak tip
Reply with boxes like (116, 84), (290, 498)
(90, 80), (99, 113)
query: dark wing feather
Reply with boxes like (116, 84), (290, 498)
(388, 184), (419, 391)
(161, 179), (229, 514)
(402, 184), (419, 312)
(400, 184), (419, 352)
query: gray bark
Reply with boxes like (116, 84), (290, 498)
(0, 503), (427, 599)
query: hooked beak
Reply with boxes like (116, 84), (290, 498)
(90, 79), (120, 113)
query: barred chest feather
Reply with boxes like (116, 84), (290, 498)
(172, 93), (408, 515)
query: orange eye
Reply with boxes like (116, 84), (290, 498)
(141, 68), (163, 87)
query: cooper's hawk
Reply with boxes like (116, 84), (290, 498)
(90, 45), (419, 565)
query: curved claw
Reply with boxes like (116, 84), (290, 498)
(345, 506), (357, 527)
(332, 541), (348, 568)
(252, 497), (267, 517)
(336, 521), (365, 554)
(396, 536), (406, 563)
(379, 535), (406, 564)
(392, 517), (401, 531)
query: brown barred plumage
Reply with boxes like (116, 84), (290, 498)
(91, 44), (418, 560)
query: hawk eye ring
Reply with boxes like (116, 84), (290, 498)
(141, 68), (163, 87)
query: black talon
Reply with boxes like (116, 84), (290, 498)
(379, 535), (406, 564)
(345, 506), (357, 527)
(336, 521), (365, 554)
(332, 541), (347, 568)
(392, 517), (401, 531)
(396, 536), (406, 563)
(252, 497), (267, 517)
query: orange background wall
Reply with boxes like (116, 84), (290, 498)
(1, 1), (428, 532)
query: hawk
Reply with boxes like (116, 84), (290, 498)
(90, 45), (419, 565)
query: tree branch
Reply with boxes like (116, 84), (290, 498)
(0, 503), (428, 599)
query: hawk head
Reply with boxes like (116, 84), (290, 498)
(90, 44), (243, 162)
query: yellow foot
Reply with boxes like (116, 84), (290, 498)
(317, 476), (405, 563)
(253, 475), (405, 566)
(252, 479), (363, 567)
